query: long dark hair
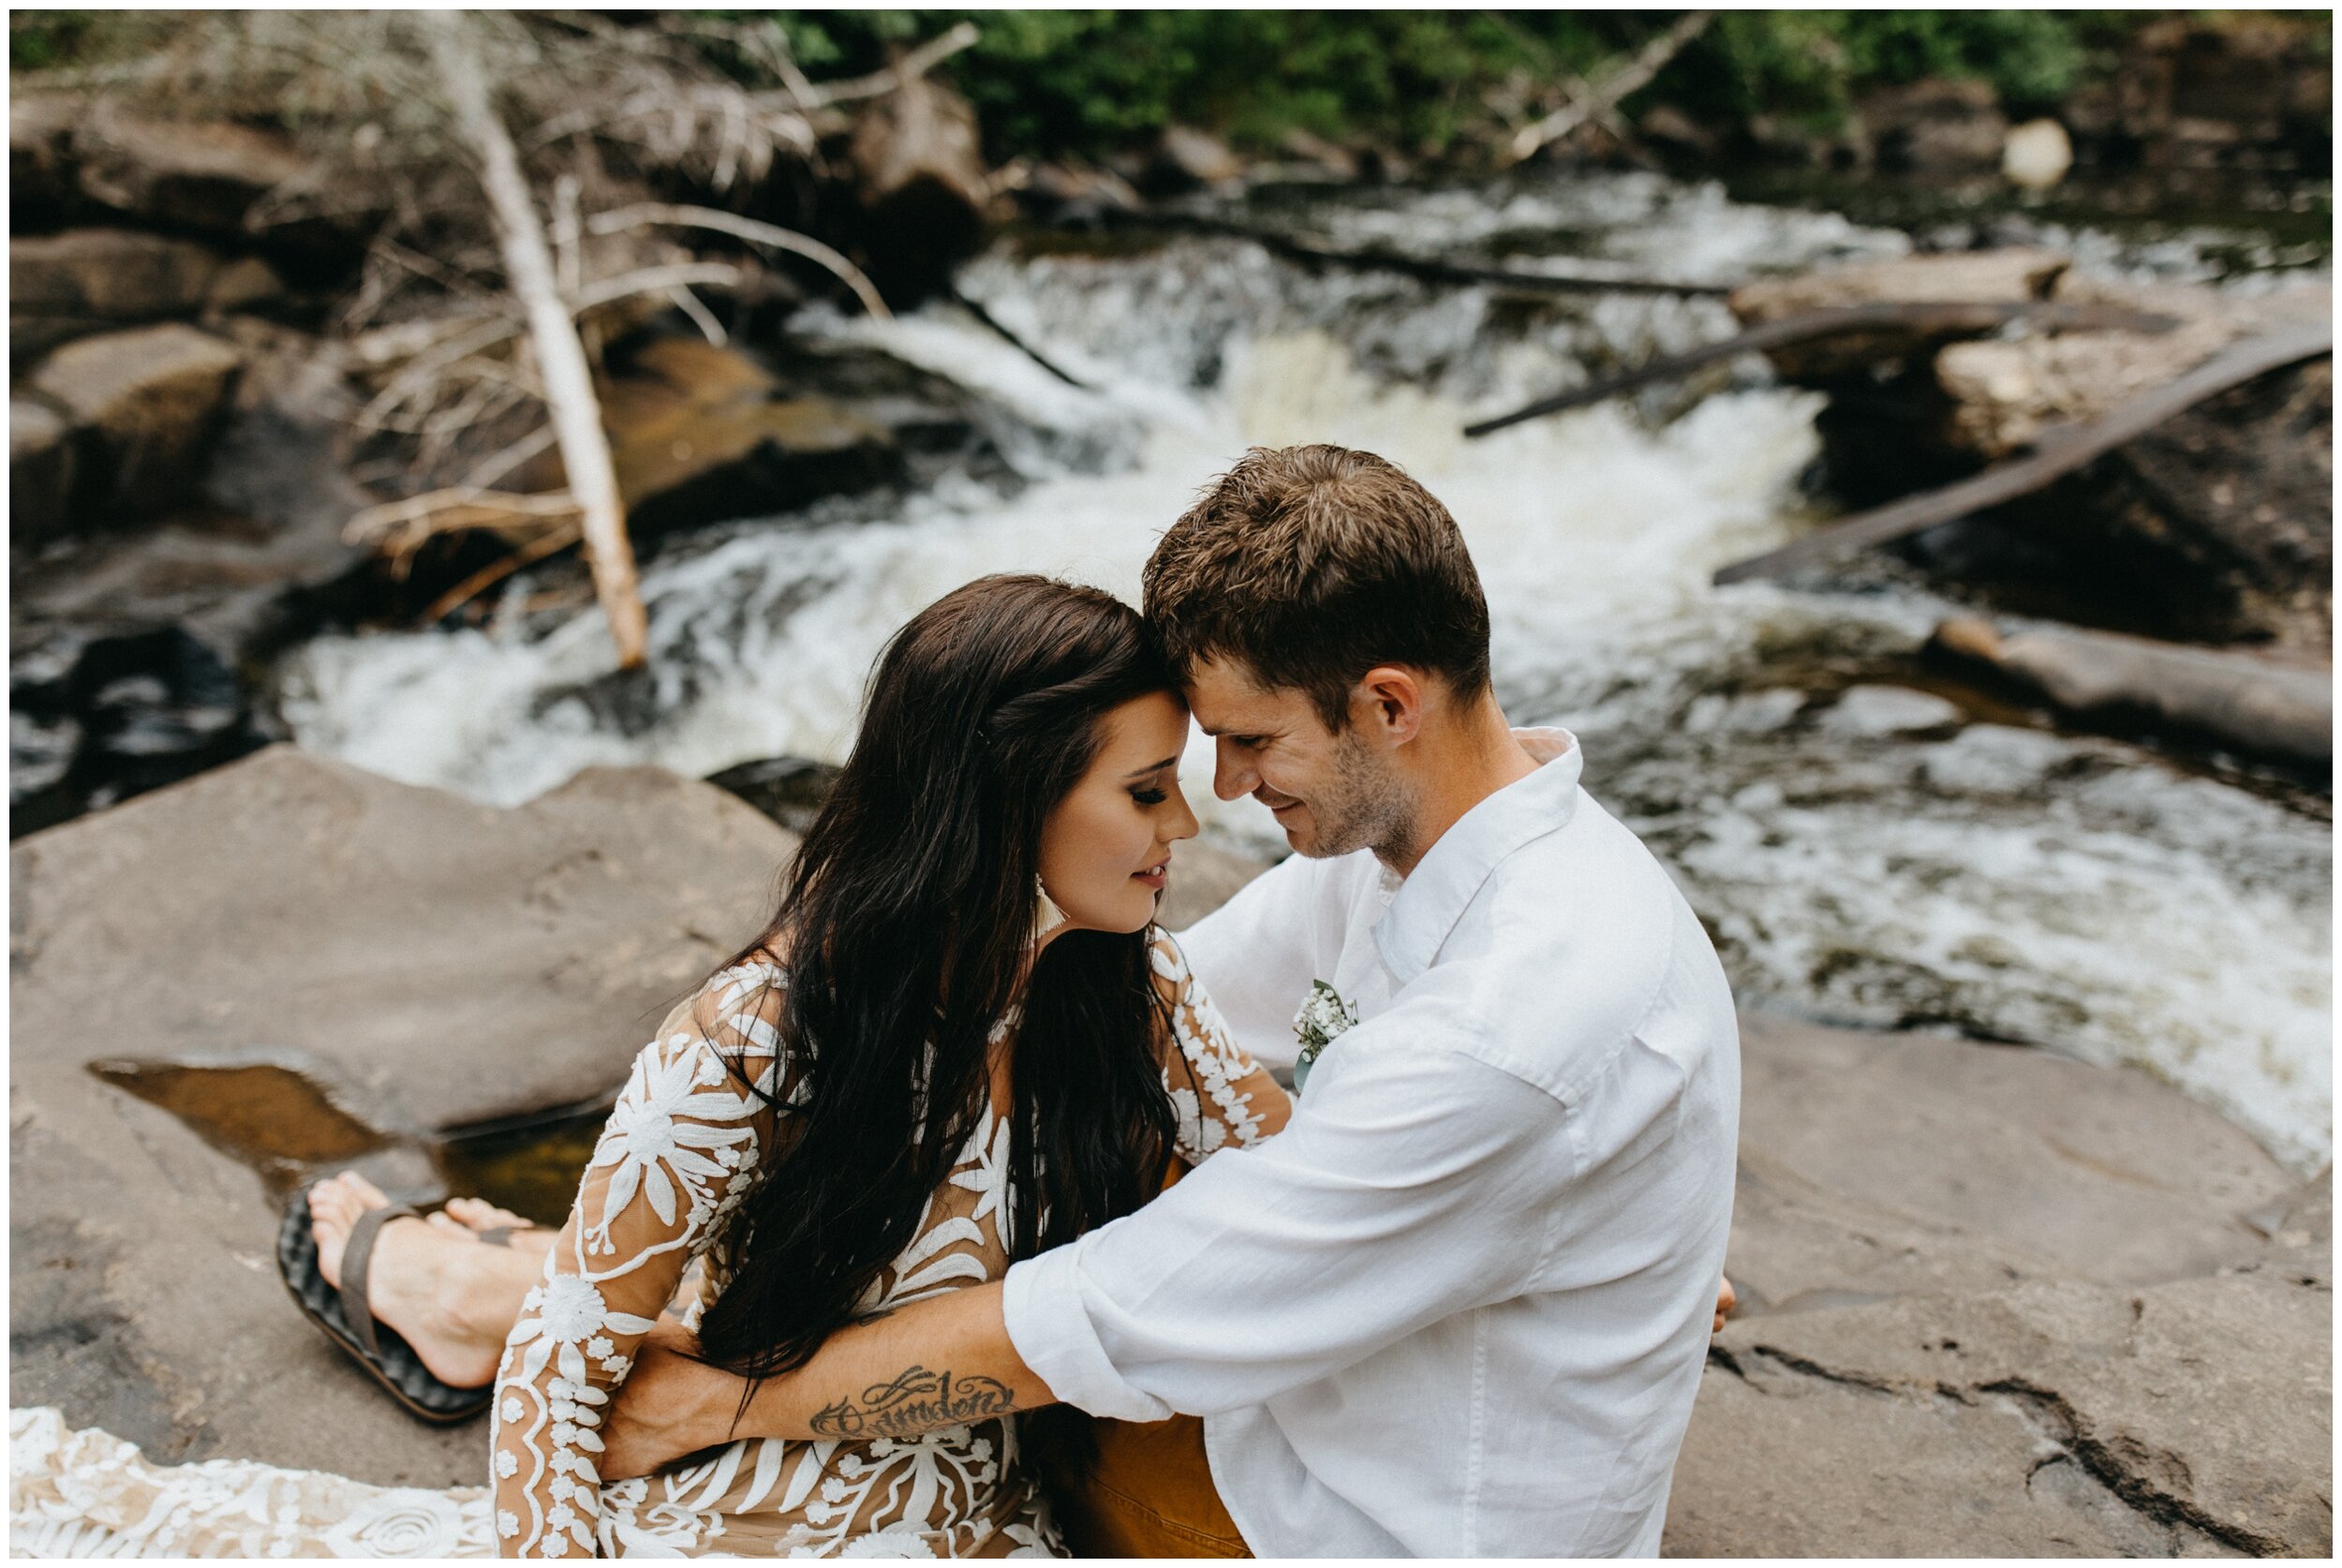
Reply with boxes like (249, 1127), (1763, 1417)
(694, 574), (1183, 1383)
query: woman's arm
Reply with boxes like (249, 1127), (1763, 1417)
(491, 966), (786, 1558)
(602, 1280), (1052, 1475)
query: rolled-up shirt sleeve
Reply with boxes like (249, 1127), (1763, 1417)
(1002, 1023), (1571, 1421)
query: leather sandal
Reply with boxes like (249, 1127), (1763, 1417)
(275, 1187), (491, 1425)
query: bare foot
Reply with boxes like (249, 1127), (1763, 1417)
(1712, 1275), (1738, 1335)
(427, 1195), (534, 1236)
(308, 1173), (516, 1389)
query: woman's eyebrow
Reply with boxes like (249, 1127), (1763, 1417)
(1121, 756), (1181, 780)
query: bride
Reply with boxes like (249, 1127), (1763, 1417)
(267, 572), (1286, 1559)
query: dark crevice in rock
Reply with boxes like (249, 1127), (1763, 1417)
(1980, 1378), (2288, 1557)
(1742, 1344), (1905, 1398)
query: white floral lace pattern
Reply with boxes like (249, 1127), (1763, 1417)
(1155, 935), (1276, 1161)
(7, 939), (1282, 1562)
(9, 1406), (497, 1559)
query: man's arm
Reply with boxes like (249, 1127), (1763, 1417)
(600, 1284), (1054, 1479)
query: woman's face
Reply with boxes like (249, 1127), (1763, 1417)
(1038, 690), (1200, 937)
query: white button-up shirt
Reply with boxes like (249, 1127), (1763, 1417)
(1002, 731), (1740, 1557)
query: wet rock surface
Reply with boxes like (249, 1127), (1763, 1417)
(9, 773), (2323, 1538)
(1668, 1010), (2328, 1558)
(10, 747), (794, 1481)
(25, 322), (245, 531)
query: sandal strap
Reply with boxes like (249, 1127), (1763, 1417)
(474, 1223), (534, 1248)
(338, 1204), (420, 1361)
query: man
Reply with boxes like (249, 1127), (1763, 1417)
(601, 444), (1742, 1556)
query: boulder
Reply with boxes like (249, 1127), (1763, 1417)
(1146, 125), (1245, 193)
(11, 321), (378, 835)
(1860, 78), (2009, 175)
(846, 74), (992, 304)
(1015, 161), (1145, 228)
(27, 323), (245, 525)
(69, 104), (307, 242)
(10, 393), (74, 548)
(9, 229), (233, 369)
(1934, 276), (2330, 459)
(2001, 118), (2074, 191)
(10, 91), (82, 227)
(594, 335), (900, 534)
(9, 748), (795, 1481)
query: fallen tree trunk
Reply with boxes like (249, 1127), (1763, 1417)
(1713, 321), (2335, 586)
(1931, 616), (2331, 766)
(1464, 300), (2180, 437)
(424, 12), (648, 669)
(1106, 211), (1734, 298)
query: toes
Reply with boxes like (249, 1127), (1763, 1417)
(342, 1171), (391, 1208)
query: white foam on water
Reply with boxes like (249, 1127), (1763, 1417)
(277, 172), (2332, 1171)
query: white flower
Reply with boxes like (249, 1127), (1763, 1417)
(583, 1043), (756, 1245)
(586, 1336), (615, 1360)
(550, 1475), (576, 1502)
(552, 1421), (579, 1447)
(543, 1531), (571, 1557)
(497, 1511), (520, 1540)
(1292, 979), (1357, 1091)
(536, 1274), (610, 1344)
(500, 1397), (524, 1423)
(495, 1450), (518, 1478)
(547, 1502), (577, 1531)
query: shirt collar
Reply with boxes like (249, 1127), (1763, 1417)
(1372, 728), (1583, 985)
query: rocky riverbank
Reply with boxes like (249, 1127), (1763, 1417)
(9, 748), (2328, 1554)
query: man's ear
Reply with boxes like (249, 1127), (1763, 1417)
(1352, 666), (1425, 747)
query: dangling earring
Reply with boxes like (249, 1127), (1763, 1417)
(1030, 876), (1066, 945)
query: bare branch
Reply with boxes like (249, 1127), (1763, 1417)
(1506, 11), (1712, 166)
(761, 21), (981, 111)
(569, 260), (745, 314)
(587, 201), (891, 318)
(666, 286), (729, 347)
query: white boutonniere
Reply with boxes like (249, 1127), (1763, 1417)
(1292, 979), (1357, 1093)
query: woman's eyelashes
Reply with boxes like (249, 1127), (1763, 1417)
(1130, 788), (1168, 806)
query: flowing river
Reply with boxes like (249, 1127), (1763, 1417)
(274, 170), (2333, 1174)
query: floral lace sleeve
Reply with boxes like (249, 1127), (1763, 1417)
(1151, 930), (1292, 1163)
(491, 958), (792, 1558)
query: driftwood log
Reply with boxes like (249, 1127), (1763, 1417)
(1713, 321), (2335, 586)
(425, 13), (647, 669)
(1931, 616), (2331, 766)
(1464, 300), (2181, 438)
(1107, 211), (1734, 298)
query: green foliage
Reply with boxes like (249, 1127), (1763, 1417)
(703, 10), (2186, 158)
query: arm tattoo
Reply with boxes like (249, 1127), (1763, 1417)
(808, 1367), (1019, 1439)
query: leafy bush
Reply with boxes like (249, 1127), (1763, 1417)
(729, 9), (2170, 157)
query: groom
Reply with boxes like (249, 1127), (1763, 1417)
(601, 443), (1742, 1557)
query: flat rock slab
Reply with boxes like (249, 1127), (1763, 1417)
(1670, 1271), (2331, 1557)
(1673, 1012), (2326, 1558)
(1727, 1009), (2294, 1313)
(10, 747), (793, 1481)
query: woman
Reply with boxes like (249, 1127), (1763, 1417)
(467, 573), (1284, 1557)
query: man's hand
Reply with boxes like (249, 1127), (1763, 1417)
(600, 1318), (749, 1481)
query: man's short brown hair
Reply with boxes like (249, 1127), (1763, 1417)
(1142, 445), (1492, 730)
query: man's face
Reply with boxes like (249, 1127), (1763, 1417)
(1184, 658), (1408, 860)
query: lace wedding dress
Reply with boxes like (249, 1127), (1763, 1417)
(10, 934), (1279, 1560)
